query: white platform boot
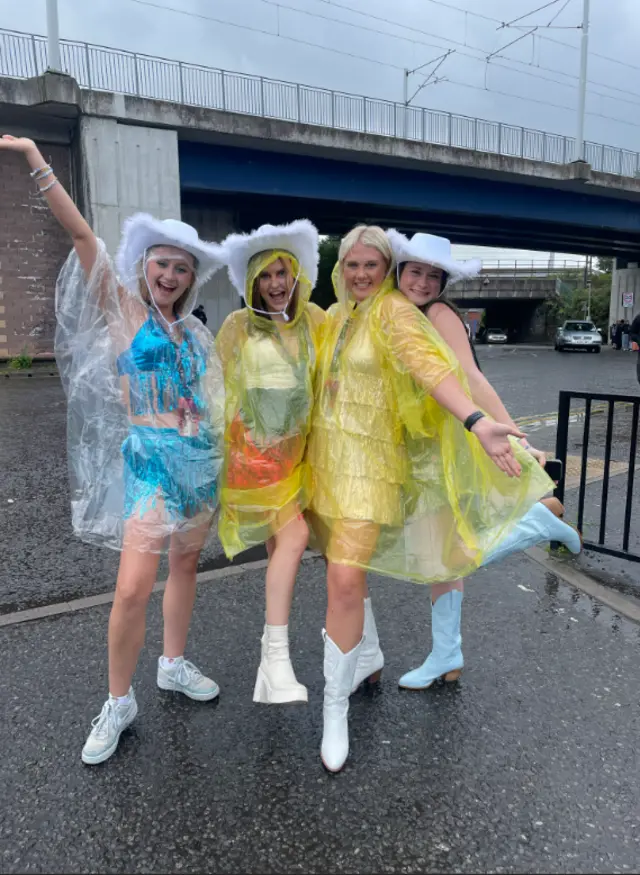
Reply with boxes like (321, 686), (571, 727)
(321, 630), (363, 773)
(253, 624), (308, 704)
(351, 598), (384, 693)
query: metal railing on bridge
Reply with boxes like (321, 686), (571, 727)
(554, 391), (640, 562)
(1, 27), (640, 179)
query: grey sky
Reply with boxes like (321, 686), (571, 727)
(3, 0), (640, 153)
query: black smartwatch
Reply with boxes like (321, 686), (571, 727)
(464, 411), (486, 432)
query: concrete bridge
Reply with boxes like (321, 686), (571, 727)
(1, 70), (639, 356)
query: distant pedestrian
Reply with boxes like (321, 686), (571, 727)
(622, 321), (631, 351)
(613, 320), (624, 350)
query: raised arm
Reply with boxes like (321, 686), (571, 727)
(0, 135), (97, 276)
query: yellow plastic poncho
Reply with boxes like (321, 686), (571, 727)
(307, 275), (554, 583)
(215, 252), (325, 558)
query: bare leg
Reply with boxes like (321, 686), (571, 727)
(162, 519), (210, 659)
(430, 579), (464, 604)
(265, 516), (308, 625)
(326, 563), (367, 652)
(108, 526), (164, 697)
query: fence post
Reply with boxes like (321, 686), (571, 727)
(259, 76), (265, 116)
(331, 90), (335, 128)
(554, 391), (571, 507)
(636, 151), (640, 179)
(133, 52), (140, 96)
(473, 116), (478, 150)
(296, 82), (301, 123)
(447, 112), (452, 146)
(363, 97), (367, 133)
(30, 34), (39, 75)
(618, 147), (623, 176)
(421, 107), (426, 143)
(600, 142), (605, 172)
(562, 135), (567, 164)
(520, 127), (525, 158)
(178, 61), (185, 103)
(497, 122), (502, 155)
(84, 43), (91, 89)
(221, 70), (226, 110)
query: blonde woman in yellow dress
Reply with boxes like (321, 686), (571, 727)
(215, 221), (324, 704)
(307, 225), (557, 772)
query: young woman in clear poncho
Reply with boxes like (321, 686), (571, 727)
(306, 224), (560, 773)
(0, 135), (225, 766)
(383, 230), (581, 692)
(214, 221), (325, 704)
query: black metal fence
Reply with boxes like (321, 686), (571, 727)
(554, 390), (640, 562)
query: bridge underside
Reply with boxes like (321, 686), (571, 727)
(180, 142), (640, 257)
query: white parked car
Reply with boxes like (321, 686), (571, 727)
(485, 328), (508, 344)
(555, 321), (601, 353)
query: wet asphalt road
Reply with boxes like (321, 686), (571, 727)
(2, 556), (639, 873)
(0, 346), (638, 614)
(2, 349), (640, 873)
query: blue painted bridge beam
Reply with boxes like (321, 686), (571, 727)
(179, 141), (640, 256)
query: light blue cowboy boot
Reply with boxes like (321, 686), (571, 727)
(398, 590), (463, 691)
(482, 502), (581, 567)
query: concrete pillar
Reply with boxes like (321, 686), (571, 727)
(610, 259), (640, 327)
(79, 117), (181, 256)
(181, 205), (239, 334)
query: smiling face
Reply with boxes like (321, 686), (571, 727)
(342, 241), (389, 303)
(255, 257), (296, 317)
(398, 261), (445, 308)
(144, 246), (196, 313)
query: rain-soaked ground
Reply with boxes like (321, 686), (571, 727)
(1, 348), (640, 872)
(1, 556), (639, 873)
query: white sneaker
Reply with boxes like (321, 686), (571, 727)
(157, 657), (220, 701)
(81, 689), (138, 765)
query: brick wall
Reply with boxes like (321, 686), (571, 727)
(0, 144), (73, 359)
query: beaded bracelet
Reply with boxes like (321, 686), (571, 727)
(29, 164), (51, 179)
(38, 178), (59, 194)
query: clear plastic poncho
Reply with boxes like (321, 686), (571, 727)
(213, 251), (325, 558)
(54, 240), (224, 552)
(307, 275), (554, 583)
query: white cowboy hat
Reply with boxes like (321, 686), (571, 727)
(116, 213), (224, 306)
(387, 229), (481, 284)
(222, 219), (319, 299)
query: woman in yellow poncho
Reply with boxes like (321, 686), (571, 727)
(216, 220), (324, 705)
(384, 230), (581, 692)
(307, 225), (558, 772)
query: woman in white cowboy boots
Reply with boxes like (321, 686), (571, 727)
(0, 135), (226, 765)
(381, 230), (581, 691)
(215, 222), (324, 704)
(307, 225), (556, 772)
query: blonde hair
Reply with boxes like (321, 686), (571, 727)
(247, 249), (301, 320)
(136, 246), (196, 315)
(334, 225), (394, 304)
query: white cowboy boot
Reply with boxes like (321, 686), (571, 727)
(351, 598), (384, 693)
(253, 624), (308, 704)
(321, 630), (363, 773)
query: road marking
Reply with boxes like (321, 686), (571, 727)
(0, 552), (320, 629)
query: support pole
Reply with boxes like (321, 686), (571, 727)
(46, 0), (62, 71)
(574, 0), (590, 162)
